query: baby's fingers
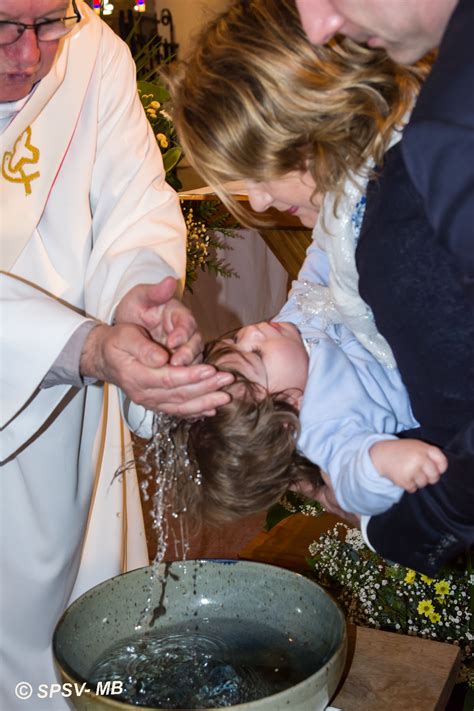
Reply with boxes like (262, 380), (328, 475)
(420, 457), (442, 485)
(427, 446), (448, 474)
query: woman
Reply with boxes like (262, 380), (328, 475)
(163, 0), (431, 365)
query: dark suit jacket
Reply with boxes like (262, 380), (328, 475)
(355, 0), (474, 575)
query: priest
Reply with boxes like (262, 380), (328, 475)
(0, 0), (232, 707)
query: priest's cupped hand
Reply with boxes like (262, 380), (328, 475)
(113, 277), (198, 359)
(80, 277), (234, 417)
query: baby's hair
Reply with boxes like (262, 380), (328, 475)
(163, 0), (432, 225)
(172, 337), (322, 526)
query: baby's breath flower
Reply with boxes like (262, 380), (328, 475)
(159, 108), (173, 122)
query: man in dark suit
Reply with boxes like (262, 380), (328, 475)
(295, 0), (474, 574)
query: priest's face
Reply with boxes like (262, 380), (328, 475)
(0, 0), (69, 101)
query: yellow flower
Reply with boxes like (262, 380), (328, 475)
(156, 133), (169, 149)
(404, 570), (416, 584)
(149, 100), (161, 109)
(429, 612), (441, 624)
(417, 599), (434, 617)
(434, 580), (450, 596)
(421, 574), (433, 584)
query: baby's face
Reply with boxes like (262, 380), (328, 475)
(217, 321), (309, 402)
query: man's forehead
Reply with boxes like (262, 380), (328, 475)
(0, 0), (69, 18)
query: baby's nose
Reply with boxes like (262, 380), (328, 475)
(238, 324), (262, 347)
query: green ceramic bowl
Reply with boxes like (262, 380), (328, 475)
(54, 560), (346, 710)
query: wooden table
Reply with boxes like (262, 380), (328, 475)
(239, 514), (461, 710)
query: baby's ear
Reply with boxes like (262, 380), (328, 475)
(285, 389), (303, 410)
(293, 392), (303, 409)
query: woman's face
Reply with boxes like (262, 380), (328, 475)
(245, 171), (322, 228)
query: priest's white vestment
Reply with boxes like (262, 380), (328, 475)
(0, 3), (186, 707)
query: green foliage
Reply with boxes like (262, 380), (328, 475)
(119, 7), (241, 289)
(137, 78), (240, 291)
(137, 80), (183, 189)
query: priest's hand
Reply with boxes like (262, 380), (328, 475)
(114, 277), (202, 366)
(79, 322), (233, 416)
(291, 472), (361, 527)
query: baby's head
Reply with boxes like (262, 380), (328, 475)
(211, 321), (309, 406)
(176, 321), (320, 526)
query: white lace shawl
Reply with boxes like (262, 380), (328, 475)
(298, 124), (407, 368)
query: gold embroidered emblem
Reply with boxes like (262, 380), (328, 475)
(2, 126), (40, 196)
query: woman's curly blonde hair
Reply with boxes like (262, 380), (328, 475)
(171, 338), (322, 526)
(163, 0), (432, 224)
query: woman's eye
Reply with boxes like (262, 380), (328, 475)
(252, 347), (263, 359)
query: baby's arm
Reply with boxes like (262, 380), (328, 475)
(370, 439), (448, 493)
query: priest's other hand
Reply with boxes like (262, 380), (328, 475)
(79, 322), (233, 416)
(291, 472), (361, 527)
(114, 277), (202, 366)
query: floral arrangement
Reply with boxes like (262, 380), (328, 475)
(182, 205), (238, 292)
(266, 494), (474, 699)
(138, 80), (239, 291)
(138, 81), (183, 189)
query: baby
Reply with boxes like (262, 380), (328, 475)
(126, 244), (447, 525)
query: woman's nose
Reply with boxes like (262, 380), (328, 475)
(245, 182), (273, 213)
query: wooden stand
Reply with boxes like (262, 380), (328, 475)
(239, 514), (461, 710)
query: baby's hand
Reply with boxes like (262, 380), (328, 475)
(370, 439), (448, 493)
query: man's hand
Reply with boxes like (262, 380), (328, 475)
(370, 439), (448, 493)
(290, 472), (361, 526)
(80, 323), (233, 416)
(114, 277), (202, 366)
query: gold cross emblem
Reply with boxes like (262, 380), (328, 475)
(2, 126), (40, 196)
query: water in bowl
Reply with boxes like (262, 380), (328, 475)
(88, 617), (321, 708)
